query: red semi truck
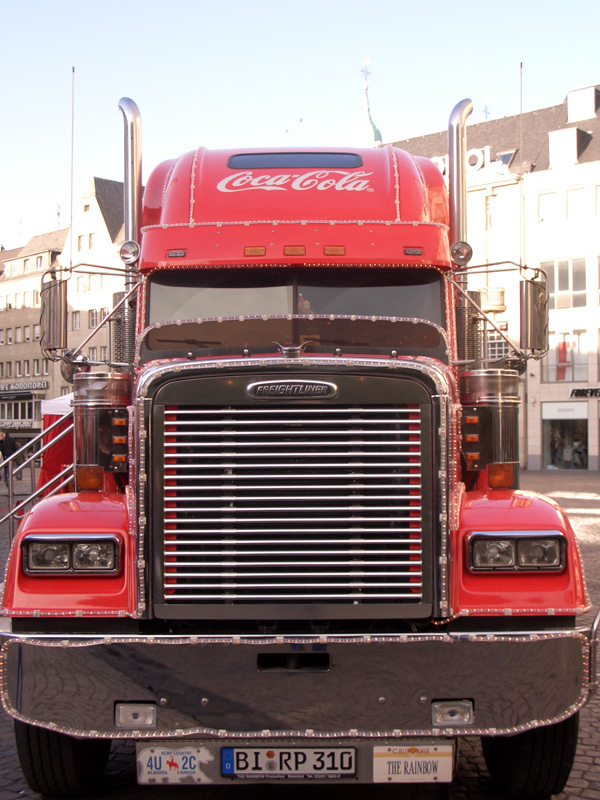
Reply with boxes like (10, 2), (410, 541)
(1, 98), (598, 797)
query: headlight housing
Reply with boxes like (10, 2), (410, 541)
(22, 535), (120, 575)
(468, 531), (566, 572)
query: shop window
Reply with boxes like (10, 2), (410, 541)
(542, 330), (588, 382)
(542, 258), (586, 309)
(543, 418), (588, 470)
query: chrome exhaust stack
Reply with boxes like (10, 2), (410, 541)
(118, 97), (142, 369)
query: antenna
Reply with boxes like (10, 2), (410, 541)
(519, 62), (524, 267)
(70, 66), (75, 270)
(361, 58), (382, 144)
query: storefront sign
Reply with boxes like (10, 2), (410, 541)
(542, 401), (588, 420)
(0, 381), (48, 393)
(570, 388), (600, 398)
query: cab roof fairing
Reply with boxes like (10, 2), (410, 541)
(138, 146), (451, 271)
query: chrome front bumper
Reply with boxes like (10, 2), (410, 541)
(1, 626), (597, 740)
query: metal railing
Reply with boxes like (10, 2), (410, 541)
(1, 412), (75, 541)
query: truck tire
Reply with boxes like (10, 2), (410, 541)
(480, 712), (579, 798)
(14, 719), (111, 797)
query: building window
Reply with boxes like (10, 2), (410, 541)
(0, 364), (3, 378)
(487, 331), (511, 362)
(77, 274), (89, 292)
(15, 327), (22, 344)
(33, 324), (40, 341)
(61, 386), (71, 396)
(100, 346), (107, 361)
(72, 311), (80, 331)
(33, 290), (40, 306)
(89, 347), (97, 361)
(23, 259), (30, 273)
(24, 291), (31, 307)
(15, 293), (23, 309)
(542, 330), (588, 382)
(0, 330), (4, 345)
(100, 307), (110, 321)
(33, 359), (40, 376)
(6, 329), (12, 345)
(543, 258), (586, 309)
(566, 188), (585, 221)
(88, 233), (95, 249)
(36, 255), (43, 270)
(24, 360), (30, 377)
(538, 192), (557, 223)
(42, 359), (49, 375)
(78, 235), (84, 252)
(15, 361), (21, 378)
(84, 204), (90, 212)
(5, 362), (11, 378)
(89, 309), (98, 328)
(24, 326), (30, 342)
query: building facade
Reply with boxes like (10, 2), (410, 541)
(0, 178), (127, 447)
(394, 84), (600, 471)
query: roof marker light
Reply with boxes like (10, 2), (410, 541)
(284, 245), (306, 256)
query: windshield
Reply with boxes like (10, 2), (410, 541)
(141, 268), (448, 363)
(147, 268), (445, 327)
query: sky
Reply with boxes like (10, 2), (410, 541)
(1, 0), (598, 250)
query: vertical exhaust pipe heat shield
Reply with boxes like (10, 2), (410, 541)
(447, 99), (473, 250)
(118, 98), (142, 369)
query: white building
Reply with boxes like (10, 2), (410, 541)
(394, 84), (600, 471)
(0, 178), (127, 445)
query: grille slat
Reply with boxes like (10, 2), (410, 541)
(160, 403), (425, 605)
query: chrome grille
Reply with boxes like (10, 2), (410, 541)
(160, 405), (426, 605)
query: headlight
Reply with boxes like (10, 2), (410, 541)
(468, 531), (565, 572)
(73, 542), (117, 571)
(22, 535), (120, 575)
(27, 542), (70, 571)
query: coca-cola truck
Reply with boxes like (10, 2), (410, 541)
(1, 98), (598, 798)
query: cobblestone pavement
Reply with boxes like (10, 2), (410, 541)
(1, 470), (599, 800)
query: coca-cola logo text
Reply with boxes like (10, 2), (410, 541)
(217, 170), (373, 193)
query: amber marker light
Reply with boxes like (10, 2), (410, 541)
(284, 245), (306, 256)
(75, 466), (103, 491)
(324, 245), (346, 256)
(488, 463), (515, 489)
(244, 246), (267, 256)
